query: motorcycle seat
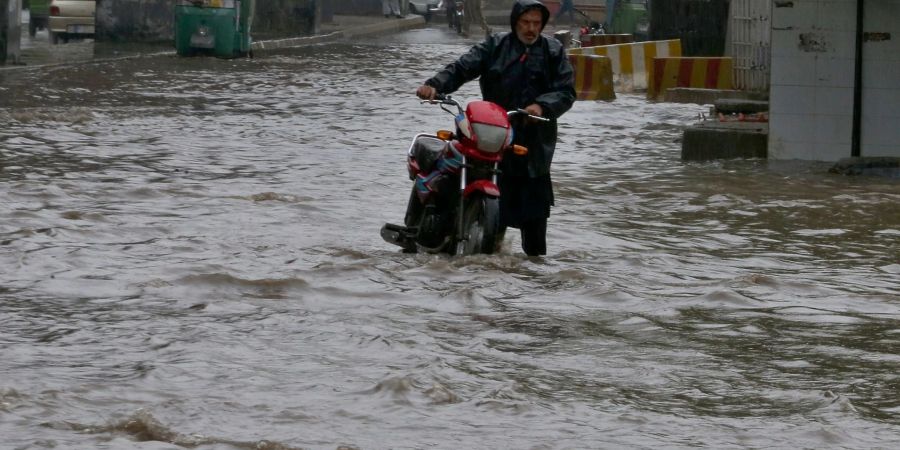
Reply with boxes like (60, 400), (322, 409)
(410, 136), (447, 175)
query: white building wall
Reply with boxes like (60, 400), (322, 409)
(861, 0), (900, 157)
(769, 0), (900, 161)
(769, 0), (856, 161)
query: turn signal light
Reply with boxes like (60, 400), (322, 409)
(512, 145), (528, 156)
(436, 130), (453, 140)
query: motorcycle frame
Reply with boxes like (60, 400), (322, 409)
(405, 132), (444, 179)
(405, 132), (502, 251)
(445, 140), (503, 249)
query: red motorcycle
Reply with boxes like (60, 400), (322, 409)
(381, 95), (547, 255)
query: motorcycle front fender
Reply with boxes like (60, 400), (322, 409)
(464, 180), (500, 198)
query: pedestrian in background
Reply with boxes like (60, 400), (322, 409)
(464, 0), (492, 38)
(382, 0), (402, 18)
(554, 0), (576, 25)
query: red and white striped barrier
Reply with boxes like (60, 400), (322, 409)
(568, 39), (682, 92)
(568, 54), (616, 101)
(647, 57), (734, 101)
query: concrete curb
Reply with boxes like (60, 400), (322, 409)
(0, 49), (175, 72)
(252, 15), (426, 52)
(681, 121), (768, 161)
(665, 88), (767, 105)
(829, 157), (900, 178)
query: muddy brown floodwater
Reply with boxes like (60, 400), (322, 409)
(2, 27), (899, 449)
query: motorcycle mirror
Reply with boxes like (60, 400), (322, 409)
(436, 130), (454, 140)
(512, 145), (528, 156)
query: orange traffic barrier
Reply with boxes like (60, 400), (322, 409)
(568, 54), (616, 101)
(648, 57), (734, 101)
(568, 39), (682, 92)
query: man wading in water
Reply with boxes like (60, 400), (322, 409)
(416, 0), (576, 256)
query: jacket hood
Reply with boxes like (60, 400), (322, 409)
(510, 0), (550, 32)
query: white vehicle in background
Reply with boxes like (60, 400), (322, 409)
(409, 1), (441, 22)
(48, 0), (96, 44)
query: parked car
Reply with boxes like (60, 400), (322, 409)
(409, 1), (440, 22)
(27, 0), (51, 37)
(48, 0), (96, 44)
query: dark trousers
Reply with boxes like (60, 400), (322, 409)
(499, 217), (548, 256)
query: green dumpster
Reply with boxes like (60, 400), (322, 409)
(175, 0), (255, 58)
(610, 0), (649, 41)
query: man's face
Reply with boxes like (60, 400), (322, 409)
(515, 9), (543, 45)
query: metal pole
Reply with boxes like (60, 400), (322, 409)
(0, 0), (7, 64)
(313, 0), (320, 34)
(851, 0), (864, 157)
(1, 0), (22, 65)
(606, 0), (616, 28)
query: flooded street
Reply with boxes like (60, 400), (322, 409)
(2, 27), (900, 449)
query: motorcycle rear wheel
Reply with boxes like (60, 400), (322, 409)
(456, 194), (499, 255)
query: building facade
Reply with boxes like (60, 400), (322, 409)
(769, 0), (899, 161)
(95, 0), (322, 42)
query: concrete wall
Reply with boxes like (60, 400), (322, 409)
(330, 0), (433, 16)
(860, 0), (900, 158)
(255, 0), (318, 38)
(95, 0), (172, 42)
(769, 0), (856, 161)
(330, 0), (378, 15)
(1, 0), (22, 65)
(769, 0), (900, 161)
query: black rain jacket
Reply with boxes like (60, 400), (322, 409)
(423, 0), (576, 179)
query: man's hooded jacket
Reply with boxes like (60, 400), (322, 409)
(423, 0), (576, 179)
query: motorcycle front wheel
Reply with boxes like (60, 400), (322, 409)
(456, 194), (500, 255)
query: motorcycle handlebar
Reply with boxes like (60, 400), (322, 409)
(420, 95), (549, 122)
(509, 109), (550, 122)
(420, 93), (456, 105)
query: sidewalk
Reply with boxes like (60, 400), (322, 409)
(253, 14), (426, 52)
(3, 11), (583, 71)
(2, 14), (427, 71)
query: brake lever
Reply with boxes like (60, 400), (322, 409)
(510, 109), (551, 122)
(420, 93), (449, 105)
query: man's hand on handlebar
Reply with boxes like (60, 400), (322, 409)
(524, 104), (544, 122)
(416, 85), (437, 101)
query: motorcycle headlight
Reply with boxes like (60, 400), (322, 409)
(471, 123), (511, 154)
